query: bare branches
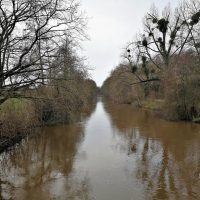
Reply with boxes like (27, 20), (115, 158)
(0, 0), (87, 101)
(122, 0), (200, 86)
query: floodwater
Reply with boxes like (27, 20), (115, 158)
(0, 98), (200, 200)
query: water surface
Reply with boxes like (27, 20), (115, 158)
(0, 99), (200, 199)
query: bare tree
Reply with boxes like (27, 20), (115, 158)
(0, 0), (87, 103)
(179, 0), (200, 57)
(124, 1), (200, 84)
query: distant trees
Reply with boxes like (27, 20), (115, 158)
(101, 64), (143, 104)
(0, 0), (87, 103)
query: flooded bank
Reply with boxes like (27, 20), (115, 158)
(0, 98), (200, 200)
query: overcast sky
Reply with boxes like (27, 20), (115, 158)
(81, 0), (179, 86)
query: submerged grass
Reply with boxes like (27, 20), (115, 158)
(142, 99), (164, 111)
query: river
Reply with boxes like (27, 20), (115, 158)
(0, 98), (200, 200)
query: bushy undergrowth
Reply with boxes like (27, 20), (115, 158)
(102, 54), (200, 121)
(0, 79), (97, 139)
(0, 98), (36, 137)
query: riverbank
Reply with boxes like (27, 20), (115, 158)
(0, 132), (28, 154)
(0, 100), (97, 154)
(0, 83), (98, 154)
(138, 98), (200, 123)
(103, 94), (200, 124)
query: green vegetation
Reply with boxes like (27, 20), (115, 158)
(142, 99), (164, 111)
(0, 98), (30, 112)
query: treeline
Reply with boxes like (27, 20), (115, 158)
(102, 0), (200, 121)
(0, 0), (97, 151)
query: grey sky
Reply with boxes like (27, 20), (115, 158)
(81, 0), (179, 86)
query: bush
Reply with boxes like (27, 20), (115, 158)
(0, 98), (37, 137)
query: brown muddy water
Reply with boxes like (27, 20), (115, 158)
(0, 98), (200, 200)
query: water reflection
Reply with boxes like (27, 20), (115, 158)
(0, 103), (96, 200)
(104, 102), (200, 200)
(0, 99), (200, 200)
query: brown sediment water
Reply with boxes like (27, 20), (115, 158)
(0, 98), (200, 200)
